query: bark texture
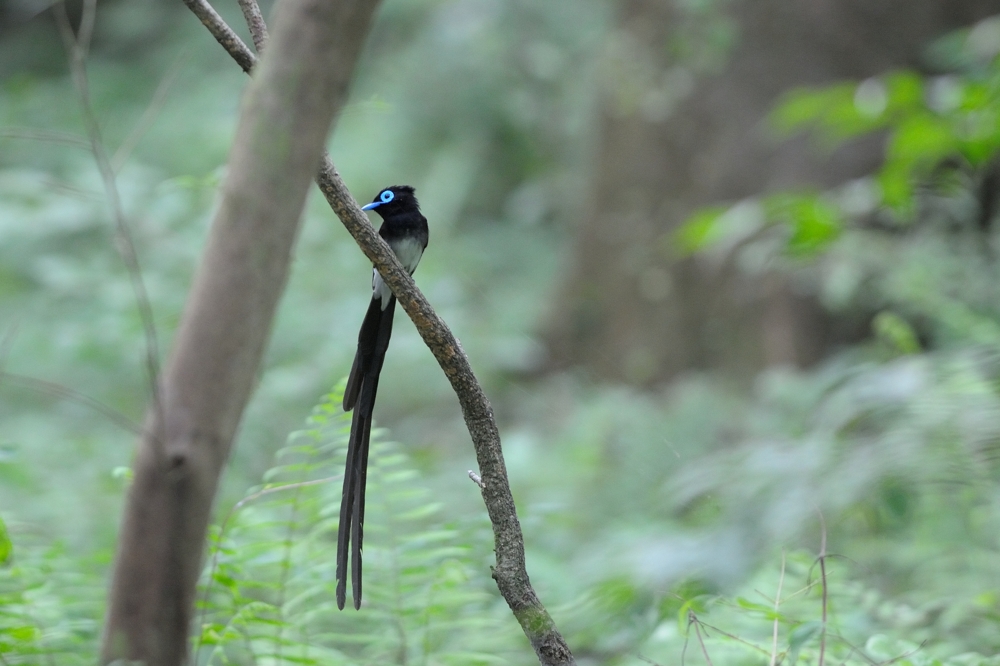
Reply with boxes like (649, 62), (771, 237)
(100, 0), (381, 663)
(545, 0), (1000, 384)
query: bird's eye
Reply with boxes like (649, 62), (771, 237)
(380, 190), (394, 203)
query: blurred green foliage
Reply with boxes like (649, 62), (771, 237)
(683, 17), (1000, 247)
(652, 12), (1000, 666)
(3, 1), (1000, 665)
(0, 0), (609, 542)
(194, 387), (523, 665)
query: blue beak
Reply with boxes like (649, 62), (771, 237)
(361, 201), (381, 211)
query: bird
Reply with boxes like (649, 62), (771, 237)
(337, 185), (428, 610)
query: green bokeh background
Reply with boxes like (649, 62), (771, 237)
(4, 1), (1000, 664)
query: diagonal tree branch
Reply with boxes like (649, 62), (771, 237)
(183, 0), (255, 73)
(315, 162), (576, 666)
(185, 1), (575, 663)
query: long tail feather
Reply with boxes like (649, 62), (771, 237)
(336, 408), (362, 609)
(337, 295), (395, 610)
(337, 296), (387, 607)
(343, 349), (363, 412)
(350, 411), (373, 608)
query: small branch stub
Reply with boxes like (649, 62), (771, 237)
(468, 470), (485, 489)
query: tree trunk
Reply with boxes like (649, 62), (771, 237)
(100, 0), (381, 663)
(544, 0), (1000, 384)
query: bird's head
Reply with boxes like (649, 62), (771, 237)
(361, 185), (419, 217)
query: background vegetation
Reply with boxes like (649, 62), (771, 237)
(2, 0), (1000, 664)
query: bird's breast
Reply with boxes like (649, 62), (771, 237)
(388, 236), (425, 275)
(371, 236), (426, 310)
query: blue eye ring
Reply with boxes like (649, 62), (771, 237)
(361, 188), (396, 211)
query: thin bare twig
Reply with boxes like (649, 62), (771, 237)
(53, 1), (164, 450)
(839, 636), (928, 666)
(0, 128), (90, 147)
(681, 615), (691, 666)
(182, 0), (256, 73)
(770, 550), (786, 666)
(818, 511), (829, 666)
(76, 0), (97, 58)
(237, 0), (269, 53)
(826, 635), (879, 666)
(690, 612), (715, 666)
(112, 49), (190, 172)
(0, 371), (143, 436)
(695, 619), (770, 657)
(776, 578), (820, 603)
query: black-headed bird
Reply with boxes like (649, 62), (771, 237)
(337, 185), (428, 610)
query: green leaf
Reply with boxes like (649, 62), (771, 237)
(772, 80), (892, 144)
(0, 515), (10, 565)
(788, 199), (841, 255)
(676, 594), (715, 633)
(674, 206), (728, 255)
(873, 311), (921, 354)
(877, 163), (914, 214)
(787, 620), (823, 666)
(212, 572), (238, 591)
(764, 193), (842, 255)
(884, 71), (924, 113)
(772, 84), (856, 134)
(111, 466), (133, 483)
(659, 578), (716, 620)
(594, 577), (639, 612)
(888, 113), (956, 164)
(6, 625), (39, 642)
(735, 596), (780, 619)
(677, 599), (694, 633)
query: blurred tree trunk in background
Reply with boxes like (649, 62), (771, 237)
(100, 1), (380, 664)
(544, 0), (1000, 385)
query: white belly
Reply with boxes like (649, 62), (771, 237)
(372, 237), (424, 309)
